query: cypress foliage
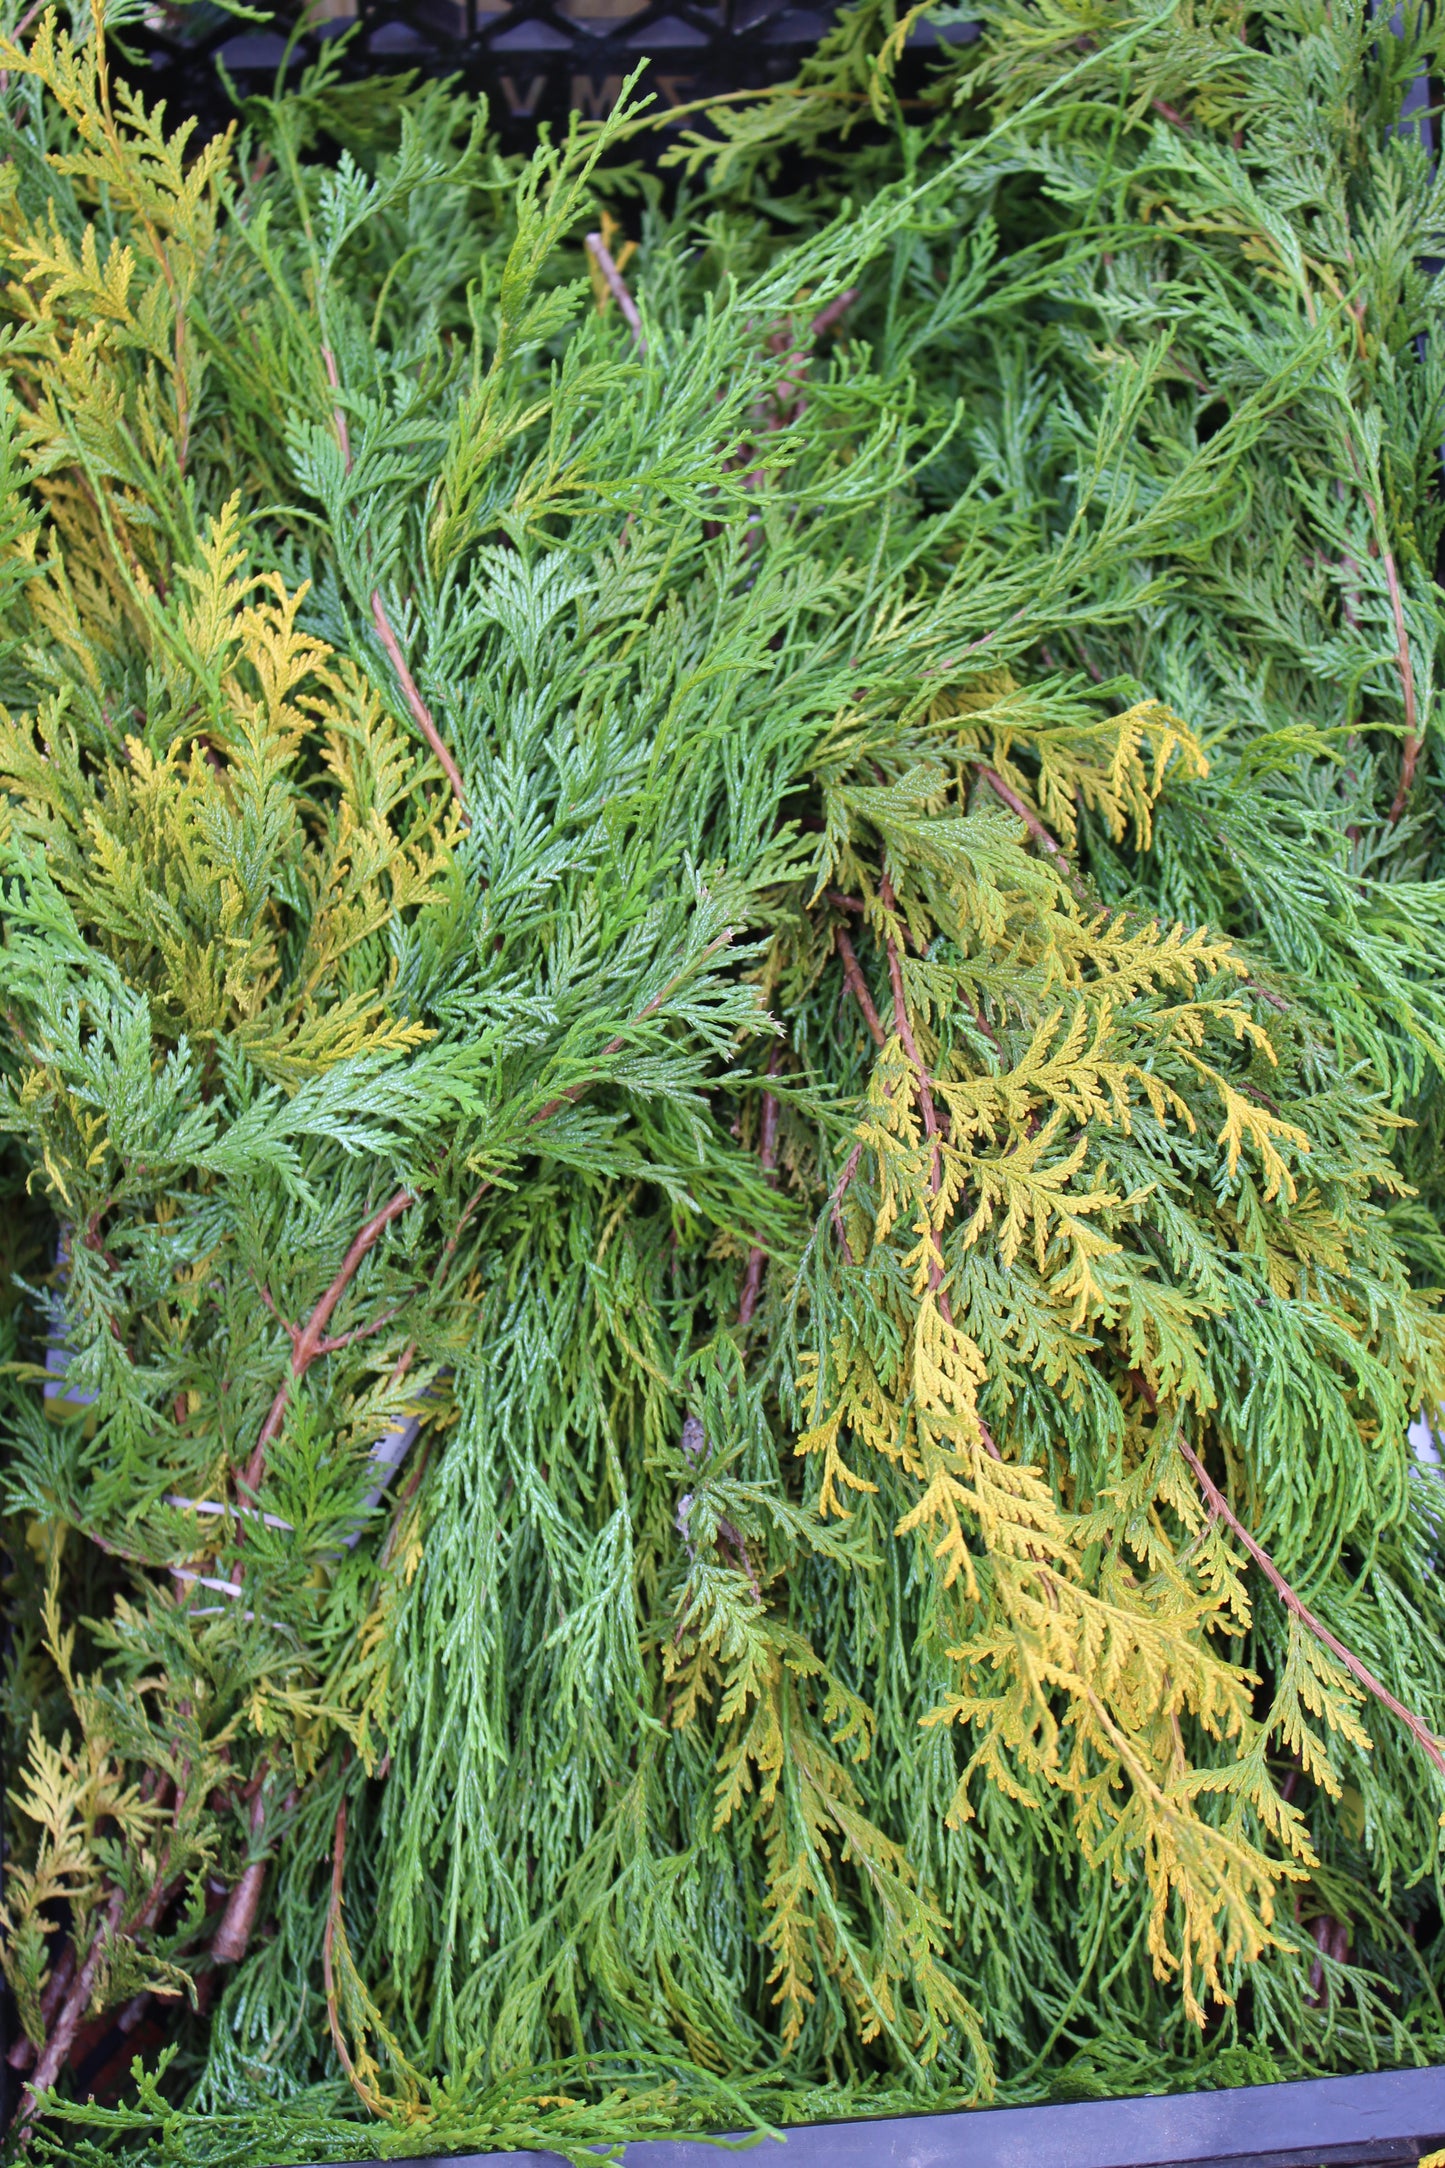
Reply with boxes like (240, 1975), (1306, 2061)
(0, 3), (1443, 2159)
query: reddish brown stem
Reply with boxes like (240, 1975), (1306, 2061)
(1382, 532), (1421, 820)
(881, 882), (942, 1169)
(19, 1888), (124, 2127)
(977, 765), (1069, 870)
(311, 1302), (404, 1360)
(173, 314), (190, 478)
(1334, 436), (1420, 824)
(242, 1189), (415, 1494)
(6, 1945), (75, 2071)
(0, 3), (49, 109)
(379, 1435), (435, 1571)
(209, 1782), (298, 1972)
(444, 1182), (490, 1266)
(370, 592), (470, 820)
(835, 926), (886, 1049)
(320, 345), (352, 472)
(882, 872), (951, 1319)
(1151, 97), (1191, 130)
(209, 1789), (270, 1965)
(829, 1141), (862, 1266)
(719, 1520), (761, 1598)
(809, 286), (858, 341)
(323, 1798), (367, 2107)
(585, 233), (645, 353)
(321, 346), (468, 821)
(1177, 1434), (1445, 1780)
(127, 1769), (188, 1942)
(766, 287), (858, 429)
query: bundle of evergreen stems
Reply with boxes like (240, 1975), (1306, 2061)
(0, 0), (1444, 2158)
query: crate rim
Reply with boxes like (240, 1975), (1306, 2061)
(260, 2063), (1445, 2168)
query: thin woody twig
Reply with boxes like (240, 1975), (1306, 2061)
(320, 346), (469, 822)
(18, 1888), (124, 2129)
(242, 1188), (415, 1495)
(585, 232), (646, 354)
(6, 1946), (74, 2071)
(977, 764), (1068, 869)
(823, 881), (935, 1270)
(829, 1141), (863, 1266)
(809, 286), (859, 341)
(0, 1), (46, 105)
(769, 286), (859, 423)
(881, 876), (942, 1175)
(320, 345), (353, 471)
(311, 1301), (405, 1360)
(835, 925), (886, 1049)
(1382, 531), (1421, 820)
(678, 1415), (759, 1601)
(323, 1797), (371, 2112)
(15, 1768), (196, 2114)
(208, 1789), (269, 1965)
(1332, 422), (1419, 824)
(978, 763), (1094, 905)
(882, 870), (951, 1319)
(370, 592), (470, 821)
(1176, 1433), (1445, 1781)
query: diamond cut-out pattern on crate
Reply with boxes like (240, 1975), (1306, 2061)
(132, 0), (879, 147)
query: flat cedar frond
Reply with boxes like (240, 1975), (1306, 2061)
(1, 1), (1444, 2157)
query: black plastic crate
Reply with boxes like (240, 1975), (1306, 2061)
(129, 0), (976, 149)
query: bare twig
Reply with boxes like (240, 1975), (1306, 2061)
(14, 1760), (200, 2098)
(1381, 535), (1421, 821)
(977, 763), (1094, 904)
(310, 1301), (405, 1361)
(323, 1797), (370, 2111)
(828, 1141), (863, 1266)
(320, 344), (353, 471)
(809, 286), (859, 341)
(585, 232), (645, 353)
(0, 2), (47, 107)
(370, 592), (470, 820)
(881, 878), (942, 1176)
(208, 1788), (270, 1965)
(1332, 427), (1420, 824)
(678, 1416), (759, 1600)
(882, 870), (950, 1318)
(6, 1947), (74, 2071)
(1071, 638), (1104, 685)
(977, 764), (1065, 866)
(768, 287), (860, 425)
(823, 878), (933, 1267)
(1176, 1433), (1445, 1781)
(320, 346), (469, 821)
(242, 1188), (415, 1495)
(835, 925), (886, 1049)
(18, 1888), (125, 2129)
(243, 942), (732, 1494)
